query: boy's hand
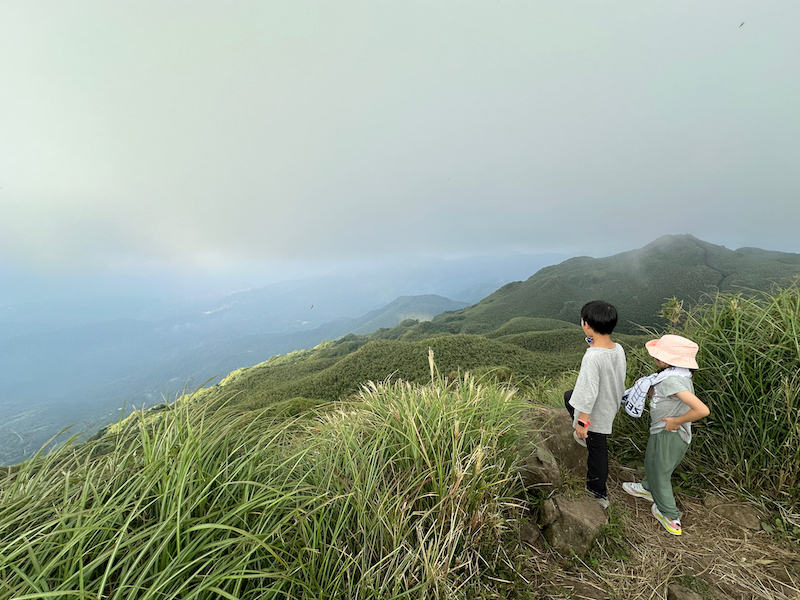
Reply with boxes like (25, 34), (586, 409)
(576, 413), (591, 438)
(575, 424), (589, 439)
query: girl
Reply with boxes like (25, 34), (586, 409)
(622, 334), (710, 535)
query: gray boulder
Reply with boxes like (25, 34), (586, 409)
(523, 405), (587, 478)
(518, 443), (562, 491)
(538, 493), (608, 556)
(518, 404), (611, 557)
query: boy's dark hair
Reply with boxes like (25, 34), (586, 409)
(580, 300), (618, 335)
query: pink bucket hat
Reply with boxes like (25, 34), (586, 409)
(646, 334), (699, 369)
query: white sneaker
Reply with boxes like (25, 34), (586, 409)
(573, 430), (587, 447)
(585, 489), (609, 509)
(651, 503), (682, 535)
(622, 481), (653, 502)
(593, 495), (610, 509)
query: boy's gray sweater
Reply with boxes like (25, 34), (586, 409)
(568, 344), (627, 434)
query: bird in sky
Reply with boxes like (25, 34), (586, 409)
(740, 21), (744, 27)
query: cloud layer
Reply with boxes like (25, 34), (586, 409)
(1, 1), (798, 276)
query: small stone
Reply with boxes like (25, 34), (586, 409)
(704, 494), (762, 530)
(539, 498), (559, 527)
(518, 521), (540, 546)
(667, 584), (704, 600)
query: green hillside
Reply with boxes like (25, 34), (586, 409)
(428, 234), (800, 334)
(186, 234), (800, 414)
(192, 322), (648, 415)
(350, 294), (469, 335)
(200, 333), (583, 411)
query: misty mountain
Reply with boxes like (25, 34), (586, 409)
(429, 234), (800, 335)
(0, 253), (559, 465)
(177, 235), (800, 424)
(168, 253), (565, 337)
(349, 295), (469, 335)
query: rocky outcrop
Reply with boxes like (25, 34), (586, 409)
(523, 404), (587, 479)
(518, 404), (608, 557)
(518, 442), (562, 491)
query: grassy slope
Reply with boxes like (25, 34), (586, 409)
(203, 334), (583, 411)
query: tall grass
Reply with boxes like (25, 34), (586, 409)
(616, 286), (800, 506)
(682, 287), (800, 503)
(0, 372), (529, 599)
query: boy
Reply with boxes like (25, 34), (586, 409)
(564, 300), (627, 508)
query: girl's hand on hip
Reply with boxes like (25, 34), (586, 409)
(661, 417), (680, 432)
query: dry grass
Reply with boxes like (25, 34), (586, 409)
(523, 465), (800, 600)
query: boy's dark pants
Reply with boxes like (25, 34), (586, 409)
(564, 390), (609, 498)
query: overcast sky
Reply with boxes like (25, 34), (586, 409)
(1, 1), (798, 296)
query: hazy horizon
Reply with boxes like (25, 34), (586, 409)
(2, 1), (799, 301)
(3, 234), (798, 308)
(0, 248), (576, 307)
(1, 230), (798, 466)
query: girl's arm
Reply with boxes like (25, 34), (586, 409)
(661, 390), (710, 432)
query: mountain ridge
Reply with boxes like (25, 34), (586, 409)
(180, 233), (800, 417)
(429, 234), (800, 334)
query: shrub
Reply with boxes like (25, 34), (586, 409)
(683, 287), (800, 503)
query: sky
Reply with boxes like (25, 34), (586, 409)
(1, 1), (799, 300)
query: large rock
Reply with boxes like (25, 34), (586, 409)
(523, 405), (587, 478)
(518, 404), (609, 557)
(518, 443), (562, 491)
(538, 493), (608, 556)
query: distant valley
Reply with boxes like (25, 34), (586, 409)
(0, 252), (561, 465)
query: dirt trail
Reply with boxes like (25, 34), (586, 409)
(527, 469), (800, 599)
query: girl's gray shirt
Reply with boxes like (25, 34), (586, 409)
(568, 344), (627, 434)
(650, 375), (694, 444)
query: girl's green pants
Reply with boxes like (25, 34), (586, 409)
(642, 431), (689, 520)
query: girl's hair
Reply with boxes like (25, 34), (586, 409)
(656, 364), (698, 374)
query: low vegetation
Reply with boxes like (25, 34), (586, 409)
(196, 324), (648, 416)
(683, 287), (800, 504)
